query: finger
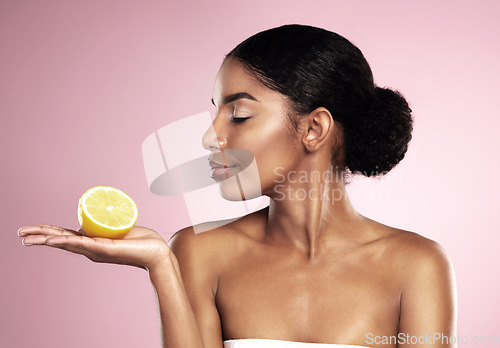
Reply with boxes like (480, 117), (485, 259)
(22, 234), (54, 246)
(18, 225), (81, 237)
(21, 234), (110, 260)
(32, 236), (108, 262)
(18, 224), (73, 235)
(44, 240), (143, 267)
(21, 233), (80, 246)
(45, 235), (95, 254)
(46, 235), (134, 264)
(21, 233), (113, 251)
(45, 234), (120, 256)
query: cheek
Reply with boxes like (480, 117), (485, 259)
(248, 120), (301, 191)
(216, 124), (290, 202)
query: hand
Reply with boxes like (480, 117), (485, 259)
(18, 224), (171, 271)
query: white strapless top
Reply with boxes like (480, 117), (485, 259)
(223, 339), (370, 347)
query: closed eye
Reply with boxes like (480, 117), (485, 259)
(230, 116), (252, 123)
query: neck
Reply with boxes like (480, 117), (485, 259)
(265, 164), (362, 260)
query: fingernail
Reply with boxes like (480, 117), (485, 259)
(18, 227), (24, 236)
(21, 239), (33, 246)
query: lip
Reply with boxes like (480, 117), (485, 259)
(208, 160), (234, 168)
(209, 161), (239, 179)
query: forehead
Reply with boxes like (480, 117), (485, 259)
(212, 58), (287, 106)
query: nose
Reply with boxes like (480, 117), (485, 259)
(202, 123), (227, 152)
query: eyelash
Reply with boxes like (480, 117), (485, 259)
(230, 116), (252, 123)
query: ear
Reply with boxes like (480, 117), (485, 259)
(300, 107), (335, 152)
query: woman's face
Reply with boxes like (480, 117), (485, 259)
(202, 58), (303, 201)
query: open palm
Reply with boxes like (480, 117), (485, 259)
(18, 224), (171, 270)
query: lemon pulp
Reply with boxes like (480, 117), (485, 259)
(78, 186), (138, 239)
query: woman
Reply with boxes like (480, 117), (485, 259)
(18, 24), (457, 347)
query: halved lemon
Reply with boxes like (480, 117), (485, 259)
(78, 186), (138, 239)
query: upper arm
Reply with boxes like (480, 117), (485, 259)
(398, 239), (457, 347)
(168, 227), (223, 347)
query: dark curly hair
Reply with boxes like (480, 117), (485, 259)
(225, 24), (413, 182)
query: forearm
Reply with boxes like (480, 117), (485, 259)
(149, 253), (205, 348)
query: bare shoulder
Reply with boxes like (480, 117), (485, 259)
(368, 220), (455, 283)
(168, 207), (267, 266)
(369, 223), (458, 334)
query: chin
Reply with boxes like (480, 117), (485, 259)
(215, 165), (263, 201)
(216, 176), (263, 201)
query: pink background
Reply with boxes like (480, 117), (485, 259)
(2, 1), (499, 347)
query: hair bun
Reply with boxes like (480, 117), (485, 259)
(344, 86), (413, 178)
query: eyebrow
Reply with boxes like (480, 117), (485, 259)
(211, 92), (260, 106)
